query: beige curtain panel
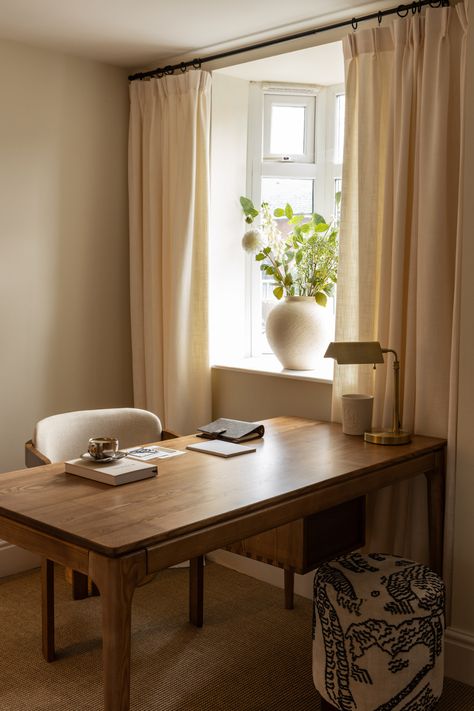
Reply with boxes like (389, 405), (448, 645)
(128, 71), (212, 435)
(334, 3), (468, 586)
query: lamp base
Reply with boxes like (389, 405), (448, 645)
(364, 430), (411, 445)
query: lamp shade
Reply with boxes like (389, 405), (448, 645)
(324, 341), (384, 365)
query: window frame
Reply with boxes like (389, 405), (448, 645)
(263, 93), (316, 163)
(246, 81), (344, 357)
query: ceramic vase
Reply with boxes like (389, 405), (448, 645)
(265, 296), (331, 370)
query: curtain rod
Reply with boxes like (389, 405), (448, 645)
(128, 0), (449, 82)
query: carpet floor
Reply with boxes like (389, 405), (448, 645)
(0, 562), (472, 710)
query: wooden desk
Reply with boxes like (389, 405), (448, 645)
(0, 417), (445, 711)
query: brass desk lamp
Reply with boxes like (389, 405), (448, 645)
(324, 341), (411, 445)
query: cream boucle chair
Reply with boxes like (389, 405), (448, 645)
(26, 406), (170, 467)
(26, 407), (168, 597)
(25, 408), (204, 660)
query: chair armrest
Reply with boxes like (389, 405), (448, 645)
(25, 440), (51, 468)
(161, 429), (180, 440)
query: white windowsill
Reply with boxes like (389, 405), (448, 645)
(211, 354), (333, 384)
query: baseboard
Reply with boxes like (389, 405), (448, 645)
(0, 541), (40, 578)
(445, 627), (474, 686)
(207, 549), (314, 600)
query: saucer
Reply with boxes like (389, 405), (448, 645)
(80, 451), (127, 464)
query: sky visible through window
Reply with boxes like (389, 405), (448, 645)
(270, 105), (306, 155)
(261, 177), (313, 214)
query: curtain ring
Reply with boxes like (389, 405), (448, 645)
(351, 17), (358, 30)
(397, 4), (409, 17)
(156, 70), (164, 79)
(179, 62), (187, 73)
(378, 10), (383, 24)
(164, 65), (174, 76)
(192, 58), (202, 70)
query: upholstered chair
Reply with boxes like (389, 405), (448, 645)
(25, 407), (205, 660)
(25, 406), (172, 468)
(25, 407), (170, 597)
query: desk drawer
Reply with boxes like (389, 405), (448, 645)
(227, 496), (366, 574)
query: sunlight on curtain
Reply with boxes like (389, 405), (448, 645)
(334, 4), (468, 596)
(128, 71), (212, 435)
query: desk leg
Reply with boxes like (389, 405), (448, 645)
(41, 558), (55, 662)
(425, 449), (446, 577)
(189, 555), (204, 627)
(90, 551), (146, 711)
(284, 569), (294, 610)
(72, 570), (89, 600)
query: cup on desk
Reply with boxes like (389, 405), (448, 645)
(88, 436), (119, 460)
(341, 394), (373, 436)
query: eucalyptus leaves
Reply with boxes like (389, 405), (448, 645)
(240, 196), (340, 306)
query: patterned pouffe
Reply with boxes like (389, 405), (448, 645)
(312, 552), (445, 711)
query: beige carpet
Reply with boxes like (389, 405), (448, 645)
(0, 562), (472, 710)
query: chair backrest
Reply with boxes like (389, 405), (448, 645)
(31, 407), (163, 463)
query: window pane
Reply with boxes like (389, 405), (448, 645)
(261, 177), (314, 214)
(270, 105), (305, 155)
(335, 93), (345, 164)
(334, 177), (342, 223)
(260, 177), (314, 354)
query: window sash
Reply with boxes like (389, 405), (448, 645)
(263, 94), (315, 163)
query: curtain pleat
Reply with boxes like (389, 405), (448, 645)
(334, 4), (467, 593)
(128, 71), (212, 435)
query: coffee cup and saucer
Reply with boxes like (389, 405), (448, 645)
(81, 437), (127, 464)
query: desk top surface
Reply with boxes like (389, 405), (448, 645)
(0, 417), (445, 556)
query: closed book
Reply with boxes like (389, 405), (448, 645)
(186, 440), (256, 458)
(65, 457), (157, 486)
(197, 418), (264, 443)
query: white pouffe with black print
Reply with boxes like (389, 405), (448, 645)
(312, 552), (445, 711)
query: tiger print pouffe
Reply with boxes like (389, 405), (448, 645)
(312, 552), (445, 711)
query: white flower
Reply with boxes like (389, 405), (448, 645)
(241, 228), (262, 253)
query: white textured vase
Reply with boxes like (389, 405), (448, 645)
(265, 296), (330, 370)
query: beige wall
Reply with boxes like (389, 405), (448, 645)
(0, 39), (132, 474)
(212, 368), (332, 422)
(209, 73), (249, 362)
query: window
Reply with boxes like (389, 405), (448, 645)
(263, 93), (315, 162)
(247, 82), (345, 356)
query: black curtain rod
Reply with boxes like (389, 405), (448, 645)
(128, 0), (449, 82)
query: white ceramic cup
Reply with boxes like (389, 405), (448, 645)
(88, 436), (119, 460)
(341, 394), (374, 436)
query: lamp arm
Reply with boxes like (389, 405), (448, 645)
(382, 348), (401, 433)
